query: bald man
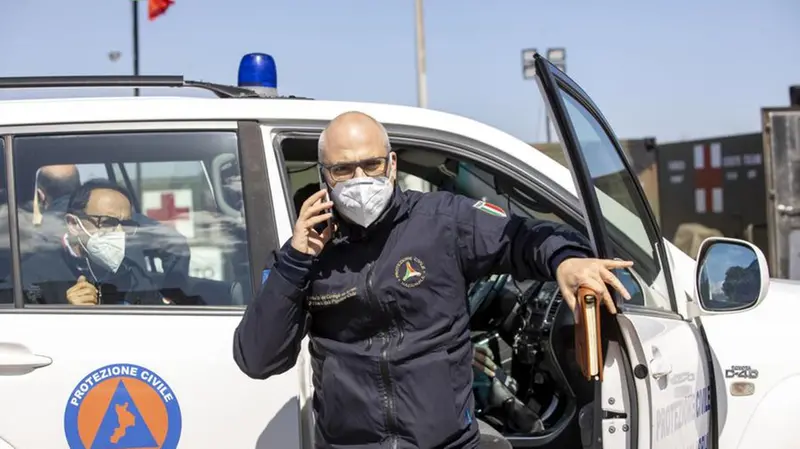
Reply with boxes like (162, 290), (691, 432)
(2, 165), (82, 264)
(31, 164), (81, 226)
(234, 111), (633, 449)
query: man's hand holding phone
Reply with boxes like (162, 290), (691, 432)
(291, 189), (335, 256)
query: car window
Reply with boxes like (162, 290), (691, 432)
(80, 160), (218, 268)
(558, 90), (672, 312)
(397, 173), (433, 193)
(452, 162), (565, 224)
(0, 139), (10, 304)
(12, 131), (253, 307)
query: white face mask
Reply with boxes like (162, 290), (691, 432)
(331, 176), (394, 228)
(77, 220), (127, 273)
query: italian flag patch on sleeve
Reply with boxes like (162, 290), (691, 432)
(472, 200), (507, 217)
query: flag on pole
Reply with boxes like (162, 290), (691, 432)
(148, 0), (174, 20)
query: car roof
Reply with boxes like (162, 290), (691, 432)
(0, 95), (658, 258)
(0, 95), (579, 195)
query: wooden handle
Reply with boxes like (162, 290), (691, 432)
(575, 285), (603, 381)
(577, 286), (597, 304)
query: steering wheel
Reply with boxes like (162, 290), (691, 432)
(468, 274), (509, 318)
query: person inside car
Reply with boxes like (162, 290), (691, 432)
(22, 164), (192, 303)
(8, 165), (83, 255)
(234, 111), (633, 449)
(29, 164), (82, 227)
(0, 165), (83, 284)
(20, 179), (174, 305)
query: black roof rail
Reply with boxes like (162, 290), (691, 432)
(0, 75), (313, 100)
(0, 76), (185, 89)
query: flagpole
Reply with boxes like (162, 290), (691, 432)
(132, 0), (140, 97)
(132, 0), (142, 197)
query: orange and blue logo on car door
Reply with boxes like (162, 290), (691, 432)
(64, 363), (182, 449)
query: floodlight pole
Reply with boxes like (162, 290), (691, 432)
(522, 48), (566, 143)
(414, 0), (428, 109)
(400, 0), (432, 193)
(522, 48), (548, 142)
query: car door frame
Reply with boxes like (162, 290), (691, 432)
(530, 54), (721, 449)
(531, 52), (653, 449)
(531, 54), (678, 307)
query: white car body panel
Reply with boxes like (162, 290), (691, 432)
(699, 278), (800, 449)
(0, 95), (795, 449)
(616, 313), (712, 449)
(0, 314), (302, 449)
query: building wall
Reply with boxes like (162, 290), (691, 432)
(656, 133), (767, 258)
(530, 134), (767, 260)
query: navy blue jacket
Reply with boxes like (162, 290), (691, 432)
(233, 187), (592, 449)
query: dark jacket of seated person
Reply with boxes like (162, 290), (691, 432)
(21, 179), (171, 306)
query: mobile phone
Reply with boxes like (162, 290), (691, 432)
(318, 167), (334, 232)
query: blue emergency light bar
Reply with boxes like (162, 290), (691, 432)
(238, 53), (277, 90)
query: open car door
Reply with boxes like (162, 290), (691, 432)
(530, 54), (714, 449)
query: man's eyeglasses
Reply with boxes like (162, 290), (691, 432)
(321, 156), (389, 182)
(78, 214), (139, 235)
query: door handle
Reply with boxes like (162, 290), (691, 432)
(649, 357), (672, 380)
(649, 346), (672, 380)
(0, 343), (53, 374)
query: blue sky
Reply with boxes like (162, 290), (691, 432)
(1, 0), (797, 144)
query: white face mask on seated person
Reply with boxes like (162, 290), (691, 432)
(67, 214), (128, 274)
(78, 219), (127, 274)
(327, 154), (395, 228)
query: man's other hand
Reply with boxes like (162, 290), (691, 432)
(291, 189), (335, 256)
(66, 275), (98, 305)
(556, 258), (633, 314)
(472, 345), (498, 378)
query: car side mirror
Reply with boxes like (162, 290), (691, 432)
(694, 237), (770, 314)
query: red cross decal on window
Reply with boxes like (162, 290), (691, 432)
(146, 193), (190, 227)
(694, 144), (722, 212)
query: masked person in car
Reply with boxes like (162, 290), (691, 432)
(234, 111), (633, 449)
(20, 179), (173, 305)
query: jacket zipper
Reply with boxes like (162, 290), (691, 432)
(379, 334), (399, 449)
(366, 262), (399, 448)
